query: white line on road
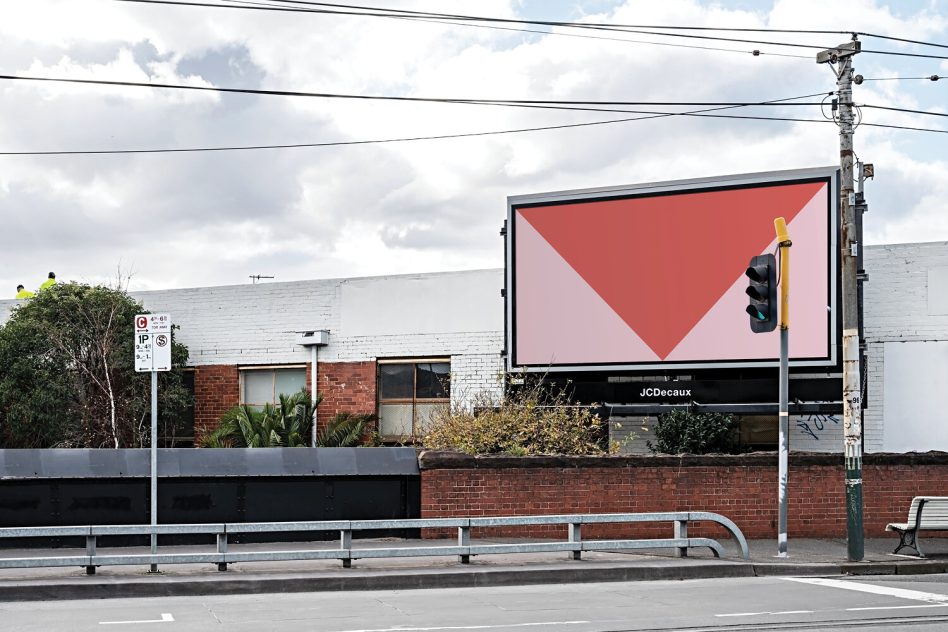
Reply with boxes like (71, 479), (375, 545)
(100, 613), (174, 625)
(331, 621), (590, 632)
(782, 577), (948, 603)
(848, 603), (948, 611)
(716, 610), (814, 618)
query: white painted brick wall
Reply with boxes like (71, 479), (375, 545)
(449, 351), (506, 410)
(3, 242), (946, 453)
(863, 241), (948, 452)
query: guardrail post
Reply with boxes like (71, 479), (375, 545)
(340, 529), (352, 568)
(85, 535), (97, 575)
(217, 531), (228, 572)
(674, 519), (688, 558)
(458, 526), (470, 564)
(568, 522), (582, 560)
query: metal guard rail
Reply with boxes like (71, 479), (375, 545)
(0, 511), (749, 574)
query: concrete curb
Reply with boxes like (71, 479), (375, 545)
(0, 559), (944, 602)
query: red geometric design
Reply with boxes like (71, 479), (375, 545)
(518, 182), (824, 359)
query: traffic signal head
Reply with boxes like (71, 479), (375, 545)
(745, 253), (777, 333)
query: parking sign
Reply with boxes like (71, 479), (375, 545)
(134, 313), (172, 372)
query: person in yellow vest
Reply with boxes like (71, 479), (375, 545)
(15, 284), (34, 299)
(39, 272), (56, 291)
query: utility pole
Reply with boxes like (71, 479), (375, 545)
(817, 38), (864, 562)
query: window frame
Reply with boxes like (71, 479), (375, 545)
(377, 358), (450, 440)
(239, 365), (308, 409)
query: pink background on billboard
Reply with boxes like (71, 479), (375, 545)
(668, 185), (829, 360)
(515, 216), (658, 365)
(517, 182), (822, 360)
(512, 179), (833, 367)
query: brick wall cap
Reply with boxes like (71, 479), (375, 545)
(417, 450), (948, 469)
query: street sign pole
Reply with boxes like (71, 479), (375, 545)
(135, 313), (171, 574)
(150, 370), (158, 573)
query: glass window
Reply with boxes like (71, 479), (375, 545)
(379, 364), (414, 399)
(241, 367), (307, 408)
(416, 363), (450, 399)
(378, 360), (450, 440)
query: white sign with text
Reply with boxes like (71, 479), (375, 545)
(134, 313), (172, 372)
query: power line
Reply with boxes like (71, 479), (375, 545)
(0, 92), (835, 156)
(3, 92), (944, 157)
(0, 74), (831, 112)
(115, 0), (840, 51)
(113, 0), (948, 62)
(857, 31), (948, 51)
(860, 104), (948, 118)
(231, 0), (948, 52)
(861, 121), (948, 134)
(221, 0), (810, 58)
(860, 49), (948, 61)
(860, 75), (942, 82)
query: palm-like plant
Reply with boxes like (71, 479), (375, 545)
(201, 389), (319, 448)
(315, 412), (377, 447)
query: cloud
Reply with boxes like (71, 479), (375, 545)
(0, 0), (946, 296)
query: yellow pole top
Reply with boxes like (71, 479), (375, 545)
(774, 217), (791, 245)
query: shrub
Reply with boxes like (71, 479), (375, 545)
(422, 381), (612, 456)
(647, 410), (740, 455)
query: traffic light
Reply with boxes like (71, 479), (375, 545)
(745, 253), (777, 333)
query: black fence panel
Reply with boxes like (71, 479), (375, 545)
(0, 448), (420, 548)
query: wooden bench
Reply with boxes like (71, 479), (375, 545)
(886, 496), (948, 557)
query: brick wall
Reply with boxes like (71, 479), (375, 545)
(193, 365), (239, 440)
(317, 361), (377, 421)
(419, 452), (948, 539)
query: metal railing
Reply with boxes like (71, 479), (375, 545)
(0, 512), (749, 575)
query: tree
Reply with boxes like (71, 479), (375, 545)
(0, 282), (192, 448)
(200, 390), (320, 448)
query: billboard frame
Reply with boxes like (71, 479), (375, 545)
(505, 166), (839, 373)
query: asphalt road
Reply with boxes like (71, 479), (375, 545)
(4, 574), (948, 631)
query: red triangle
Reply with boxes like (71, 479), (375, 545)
(518, 182), (824, 359)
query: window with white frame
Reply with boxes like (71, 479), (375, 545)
(240, 366), (308, 409)
(377, 360), (450, 439)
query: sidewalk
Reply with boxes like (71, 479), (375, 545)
(0, 537), (944, 602)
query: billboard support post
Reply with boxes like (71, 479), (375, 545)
(775, 217), (791, 558)
(818, 38), (864, 562)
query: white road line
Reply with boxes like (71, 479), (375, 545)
(99, 613), (174, 625)
(782, 577), (948, 603)
(848, 604), (948, 612)
(716, 610), (814, 618)
(332, 621), (590, 632)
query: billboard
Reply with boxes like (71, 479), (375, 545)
(506, 167), (838, 372)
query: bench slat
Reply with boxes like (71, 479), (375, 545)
(901, 497), (948, 531)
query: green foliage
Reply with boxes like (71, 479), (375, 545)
(0, 282), (192, 448)
(647, 410), (741, 455)
(422, 381), (612, 456)
(201, 390), (319, 448)
(315, 412), (378, 447)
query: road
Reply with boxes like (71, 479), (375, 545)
(4, 574), (948, 631)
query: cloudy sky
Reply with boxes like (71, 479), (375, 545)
(1, 0), (946, 292)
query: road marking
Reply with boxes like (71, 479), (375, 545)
(332, 621), (589, 632)
(848, 603), (948, 611)
(100, 613), (174, 625)
(716, 610), (813, 618)
(782, 577), (948, 603)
